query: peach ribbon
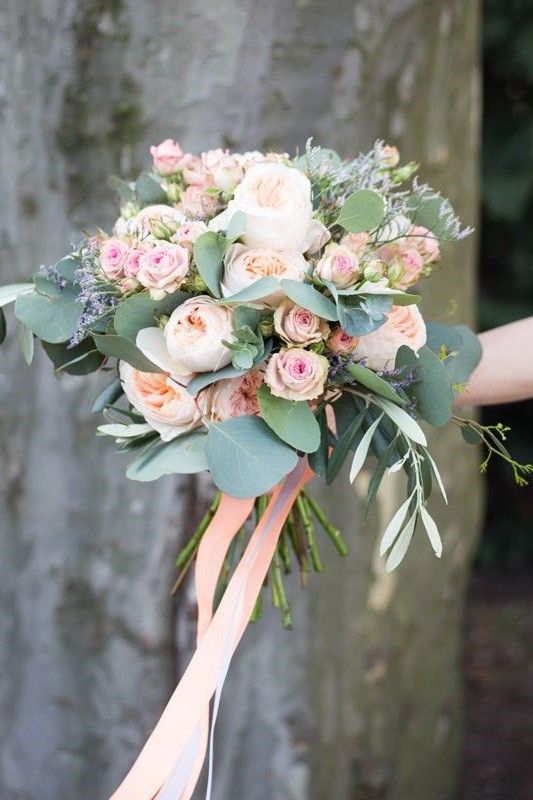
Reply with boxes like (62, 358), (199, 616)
(110, 457), (313, 800)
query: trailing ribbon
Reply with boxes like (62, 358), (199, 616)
(110, 457), (313, 800)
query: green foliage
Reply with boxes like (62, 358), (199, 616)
(126, 433), (209, 481)
(280, 279), (338, 321)
(347, 361), (407, 405)
(14, 283), (82, 343)
(42, 338), (105, 375)
(193, 232), (225, 298)
(205, 416), (298, 497)
(395, 345), (454, 427)
(336, 189), (385, 233)
(114, 290), (187, 341)
(135, 172), (168, 205)
(92, 333), (161, 371)
(257, 386), (321, 453)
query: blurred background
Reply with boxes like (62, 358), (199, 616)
(0, 1), (531, 799)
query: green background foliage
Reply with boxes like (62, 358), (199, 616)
(479, 1), (533, 565)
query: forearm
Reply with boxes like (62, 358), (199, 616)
(455, 317), (533, 407)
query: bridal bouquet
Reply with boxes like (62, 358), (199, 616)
(1, 139), (528, 800)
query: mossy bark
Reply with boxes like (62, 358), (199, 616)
(0, 1), (481, 799)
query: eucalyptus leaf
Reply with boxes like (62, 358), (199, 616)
(395, 345), (454, 426)
(206, 416), (298, 497)
(135, 172), (168, 205)
(0, 308), (6, 345)
(294, 148), (342, 172)
(425, 321), (482, 385)
(91, 376), (123, 412)
(108, 175), (137, 202)
(42, 338), (105, 375)
(221, 277), (279, 304)
(225, 211), (247, 243)
(14, 285), (82, 343)
(92, 333), (161, 372)
(193, 232), (225, 297)
(114, 290), (188, 341)
(55, 256), (79, 283)
(280, 279), (338, 321)
(257, 386), (321, 454)
(337, 293), (392, 336)
(187, 364), (249, 396)
(337, 189), (385, 233)
(0, 283), (34, 307)
(127, 432), (209, 481)
(410, 197), (448, 239)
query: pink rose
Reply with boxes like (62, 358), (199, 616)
(274, 301), (330, 345)
(125, 247), (146, 278)
(182, 156), (206, 186)
(198, 370), (263, 421)
(340, 232), (371, 256)
(119, 362), (202, 441)
(223, 244), (308, 302)
(134, 204), (186, 237)
(164, 296), (234, 373)
(137, 242), (190, 293)
(409, 225), (441, 264)
(100, 237), (129, 280)
(265, 348), (329, 402)
(327, 326), (359, 355)
(314, 243), (361, 288)
(201, 149), (244, 192)
(150, 139), (192, 176)
(171, 221), (208, 249)
(179, 186), (221, 220)
(352, 304), (427, 371)
(376, 240), (425, 289)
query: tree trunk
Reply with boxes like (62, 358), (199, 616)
(0, 2), (481, 800)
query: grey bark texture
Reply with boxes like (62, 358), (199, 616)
(0, 1), (481, 799)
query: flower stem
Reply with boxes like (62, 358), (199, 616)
(297, 493), (322, 572)
(303, 490), (348, 556)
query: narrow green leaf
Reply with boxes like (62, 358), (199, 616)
(349, 414), (383, 483)
(257, 386), (321, 454)
(42, 338), (105, 375)
(420, 506), (442, 557)
(18, 324), (34, 365)
(98, 422), (154, 438)
(385, 511), (417, 571)
(374, 397), (427, 446)
(308, 407), (329, 476)
(0, 283), (34, 307)
(0, 308), (6, 345)
(326, 409), (365, 484)
(379, 493), (415, 556)
(347, 362), (407, 405)
(363, 437), (398, 521)
(91, 376), (123, 412)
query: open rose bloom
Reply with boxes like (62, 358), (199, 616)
(5, 137), (493, 601)
(5, 136), (522, 800)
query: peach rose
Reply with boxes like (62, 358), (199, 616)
(134, 204), (186, 237)
(119, 362), (202, 441)
(274, 301), (330, 345)
(137, 242), (190, 293)
(201, 149), (244, 192)
(210, 163), (316, 252)
(265, 348), (329, 401)
(164, 296), (234, 373)
(352, 304), (426, 371)
(150, 139), (192, 176)
(409, 225), (441, 264)
(100, 237), (129, 280)
(340, 232), (371, 256)
(198, 370), (263, 422)
(222, 244), (308, 302)
(327, 326), (359, 355)
(314, 243), (361, 288)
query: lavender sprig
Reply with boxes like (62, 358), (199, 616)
(69, 237), (119, 347)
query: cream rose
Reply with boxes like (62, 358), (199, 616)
(222, 244), (308, 302)
(163, 296), (234, 373)
(274, 301), (330, 345)
(171, 221), (208, 249)
(210, 163), (317, 252)
(265, 348), (329, 402)
(179, 186), (221, 220)
(137, 242), (190, 293)
(352, 304), (426, 371)
(198, 370), (263, 422)
(134, 204), (186, 237)
(327, 326), (359, 355)
(201, 149), (244, 191)
(100, 237), (129, 280)
(119, 362), (202, 441)
(314, 243), (361, 288)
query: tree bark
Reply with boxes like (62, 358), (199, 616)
(0, 2), (481, 799)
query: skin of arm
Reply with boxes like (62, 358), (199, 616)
(455, 317), (533, 407)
